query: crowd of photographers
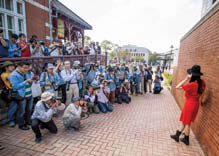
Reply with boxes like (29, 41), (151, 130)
(0, 42), (163, 146)
(0, 29), (101, 58)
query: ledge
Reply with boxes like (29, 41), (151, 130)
(181, 1), (219, 42)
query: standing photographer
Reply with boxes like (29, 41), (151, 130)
(61, 61), (81, 105)
(31, 92), (65, 143)
(49, 39), (63, 56)
(40, 64), (62, 94)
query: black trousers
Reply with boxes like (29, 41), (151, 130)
(58, 84), (67, 104)
(31, 119), (57, 139)
(144, 78), (148, 93)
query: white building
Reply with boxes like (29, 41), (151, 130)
(119, 45), (151, 63)
(201, 0), (218, 16)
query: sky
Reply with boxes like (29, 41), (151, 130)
(59, 0), (203, 53)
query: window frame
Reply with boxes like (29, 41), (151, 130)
(0, 0), (26, 39)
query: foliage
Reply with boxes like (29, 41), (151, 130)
(149, 52), (158, 65)
(117, 51), (131, 62)
(109, 51), (117, 59)
(101, 40), (113, 52)
(135, 56), (144, 62)
(163, 72), (172, 87)
(85, 36), (91, 46)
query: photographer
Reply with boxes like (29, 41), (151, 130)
(18, 33), (31, 57)
(8, 34), (21, 57)
(0, 29), (10, 58)
(63, 97), (86, 131)
(119, 80), (131, 104)
(96, 80), (113, 113)
(40, 64), (62, 94)
(31, 92), (65, 143)
(49, 39), (63, 56)
(61, 61), (81, 105)
(30, 39), (43, 57)
(84, 86), (100, 114)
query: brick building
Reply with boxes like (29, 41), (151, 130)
(172, 1), (219, 156)
(0, 0), (92, 45)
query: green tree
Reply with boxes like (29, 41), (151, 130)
(149, 52), (158, 65)
(117, 51), (131, 62)
(85, 36), (91, 46)
(101, 40), (113, 53)
(135, 56), (144, 62)
(109, 51), (116, 59)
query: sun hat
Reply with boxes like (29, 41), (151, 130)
(1, 61), (14, 68)
(41, 92), (54, 102)
(187, 65), (203, 76)
(72, 96), (81, 102)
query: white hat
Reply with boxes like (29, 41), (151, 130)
(57, 103), (66, 111)
(41, 92), (54, 102)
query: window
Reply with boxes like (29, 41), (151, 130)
(7, 15), (15, 39)
(5, 0), (13, 11)
(0, 0), (4, 8)
(17, 2), (23, 15)
(18, 18), (23, 32)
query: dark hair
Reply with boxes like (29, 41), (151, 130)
(190, 76), (203, 94)
(19, 33), (26, 38)
(17, 62), (30, 67)
(0, 29), (3, 33)
(11, 34), (18, 39)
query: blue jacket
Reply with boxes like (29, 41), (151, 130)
(39, 72), (62, 92)
(8, 42), (21, 57)
(104, 73), (117, 91)
(9, 70), (27, 97)
(0, 39), (9, 57)
(96, 66), (103, 73)
(88, 70), (96, 83)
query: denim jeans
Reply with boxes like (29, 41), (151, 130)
(98, 102), (113, 113)
(8, 100), (18, 123)
(17, 99), (26, 127)
(25, 97), (33, 123)
(17, 97), (33, 127)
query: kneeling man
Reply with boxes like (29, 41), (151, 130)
(31, 92), (65, 143)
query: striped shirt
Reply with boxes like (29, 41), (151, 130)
(25, 83), (32, 97)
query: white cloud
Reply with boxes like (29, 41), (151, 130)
(59, 0), (202, 53)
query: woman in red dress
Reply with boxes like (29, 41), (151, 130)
(170, 65), (205, 145)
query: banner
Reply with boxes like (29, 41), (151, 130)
(58, 19), (64, 38)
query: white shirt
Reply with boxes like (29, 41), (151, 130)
(63, 103), (82, 119)
(96, 85), (110, 103)
(90, 48), (95, 55)
(61, 69), (80, 84)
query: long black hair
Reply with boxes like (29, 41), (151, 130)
(190, 75), (203, 94)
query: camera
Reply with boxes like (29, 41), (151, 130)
(51, 96), (62, 104)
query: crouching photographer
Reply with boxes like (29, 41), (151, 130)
(118, 80), (131, 104)
(31, 92), (65, 143)
(84, 85), (100, 114)
(63, 97), (87, 131)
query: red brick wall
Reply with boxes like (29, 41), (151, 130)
(34, 0), (49, 7)
(172, 5), (219, 156)
(25, 1), (50, 44)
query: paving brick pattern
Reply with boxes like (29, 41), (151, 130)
(0, 89), (205, 156)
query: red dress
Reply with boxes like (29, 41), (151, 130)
(180, 80), (206, 125)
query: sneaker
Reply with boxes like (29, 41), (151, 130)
(35, 138), (42, 144)
(9, 122), (15, 128)
(19, 125), (30, 131)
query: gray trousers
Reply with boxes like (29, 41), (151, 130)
(63, 116), (80, 130)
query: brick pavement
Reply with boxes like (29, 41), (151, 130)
(0, 89), (206, 156)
